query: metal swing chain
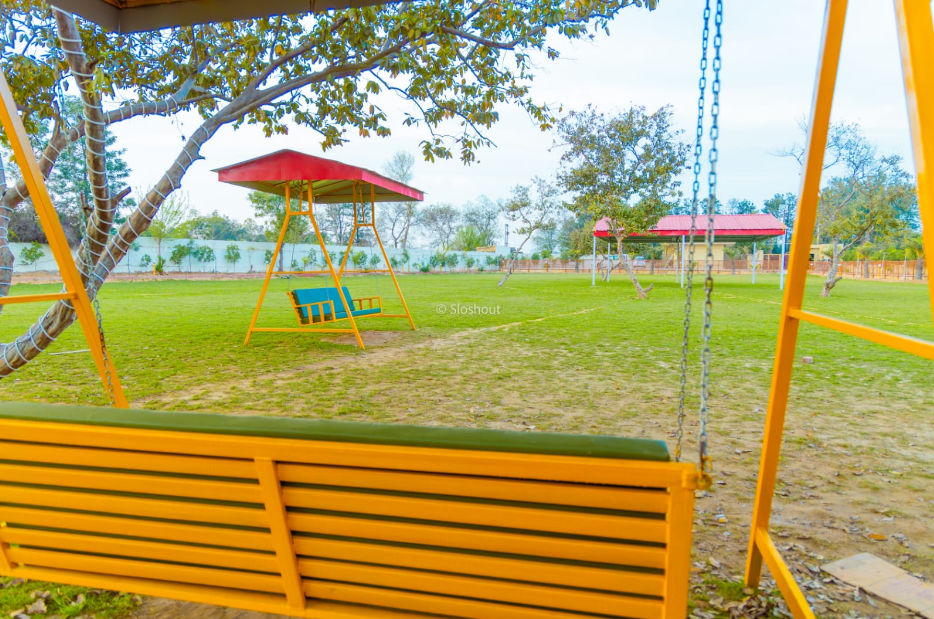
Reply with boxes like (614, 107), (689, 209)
(698, 0), (723, 485)
(675, 0), (711, 462)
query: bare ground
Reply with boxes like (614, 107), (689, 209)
(134, 310), (934, 618)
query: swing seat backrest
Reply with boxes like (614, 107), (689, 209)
(290, 288), (380, 325)
(0, 402), (698, 619)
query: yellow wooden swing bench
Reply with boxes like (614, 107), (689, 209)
(0, 402), (698, 619)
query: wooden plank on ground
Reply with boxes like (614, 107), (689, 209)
(823, 553), (934, 618)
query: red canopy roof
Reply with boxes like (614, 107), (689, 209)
(594, 214), (786, 243)
(214, 150), (423, 204)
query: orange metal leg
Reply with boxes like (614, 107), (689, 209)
(370, 185), (416, 330)
(306, 183), (363, 349)
(244, 184), (292, 345)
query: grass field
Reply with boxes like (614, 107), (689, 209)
(1, 271), (932, 617)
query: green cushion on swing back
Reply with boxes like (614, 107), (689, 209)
(0, 401), (671, 461)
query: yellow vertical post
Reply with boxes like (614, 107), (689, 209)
(744, 0), (848, 591)
(0, 522), (12, 572)
(370, 185), (416, 330)
(661, 473), (695, 619)
(244, 183), (292, 345)
(0, 70), (127, 407)
(254, 458), (305, 610)
(306, 183), (364, 349)
(894, 0), (934, 324)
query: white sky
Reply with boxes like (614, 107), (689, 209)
(109, 0), (916, 236)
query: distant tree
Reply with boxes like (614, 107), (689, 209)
(904, 234), (926, 280)
(224, 244), (241, 272)
(169, 242), (191, 272)
(19, 241), (44, 270)
(558, 214), (594, 259)
(419, 204), (460, 250)
(452, 225), (487, 251)
(301, 248), (318, 270)
(248, 190), (310, 271)
(558, 105), (688, 297)
(762, 192), (797, 238)
(462, 197), (500, 246)
(145, 192), (193, 264)
(138, 254), (152, 270)
(781, 121), (917, 296)
(352, 250), (368, 269)
(263, 249), (274, 267)
(194, 245), (216, 272)
(534, 223), (562, 258)
(318, 204), (353, 247)
(817, 155), (915, 295)
(727, 199), (757, 215)
(369, 252), (381, 270)
(178, 211), (262, 241)
(380, 151), (417, 249)
(498, 178), (564, 286)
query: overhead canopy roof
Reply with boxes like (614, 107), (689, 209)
(215, 150), (423, 204)
(51, 0), (398, 33)
(594, 214), (786, 243)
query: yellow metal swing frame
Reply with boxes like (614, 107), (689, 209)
(743, 1), (934, 617)
(0, 72), (127, 407)
(243, 178), (416, 350)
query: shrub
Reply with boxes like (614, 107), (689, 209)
(19, 241), (44, 270)
(224, 244), (242, 271)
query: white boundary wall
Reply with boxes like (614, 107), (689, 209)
(7, 238), (505, 274)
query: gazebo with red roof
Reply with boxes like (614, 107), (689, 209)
(592, 213), (787, 288)
(215, 150), (423, 349)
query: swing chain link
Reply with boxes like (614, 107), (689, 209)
(675, 0), (711, 463)
(698, 0), (723, 489)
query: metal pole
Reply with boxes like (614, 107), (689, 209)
(752, 241), (758, 284)
(779, 233), (786, 290)
(591, 234), (597, 286)
(680, 235), (686, 288)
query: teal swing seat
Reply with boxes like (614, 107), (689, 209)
(289, 287), (382, 325)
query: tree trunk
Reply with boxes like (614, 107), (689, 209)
(497, 257), (518, 286)
(862, 259), (870, 279)
(916, 256), (925, 280)
(821, 243), (844, 297)
(622, 254), (653, 299)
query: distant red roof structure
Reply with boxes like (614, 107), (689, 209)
(214, 150), (423, 204)
(593, 214), (785, 243)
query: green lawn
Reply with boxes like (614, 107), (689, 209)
(1, 272), (931, 617)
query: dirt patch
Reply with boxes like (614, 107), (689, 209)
(323, 329), (404, 347)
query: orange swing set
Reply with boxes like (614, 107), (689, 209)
(214, 151), (421, 349)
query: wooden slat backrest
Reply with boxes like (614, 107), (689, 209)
(0, 414), (697, 619)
